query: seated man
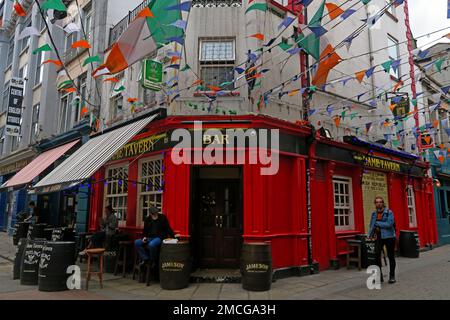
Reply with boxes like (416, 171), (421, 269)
(89, 205), (118, 249)
(135, 205), (178, 266)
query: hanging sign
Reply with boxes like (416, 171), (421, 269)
(419, 133), (435, 150)
(142, 60), (163, 91)
(5, 78), (24, 137)
(391, 97), (410, 118)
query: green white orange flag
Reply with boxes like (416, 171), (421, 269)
(92, 0), (182, 77)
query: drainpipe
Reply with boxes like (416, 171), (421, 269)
(306, 129), (316, 271)
(364, 4), (376, 101)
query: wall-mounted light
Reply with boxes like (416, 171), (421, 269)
(433, 179), (441, 188)
(318, 127), (332, 139)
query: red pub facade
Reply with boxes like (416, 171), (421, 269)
(87, 114), (438, 276)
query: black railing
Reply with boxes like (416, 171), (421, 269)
(108, 0), (243, 47)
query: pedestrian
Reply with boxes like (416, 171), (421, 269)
(88, 205), (118, 249)
(368, 196), (397, 284)
(135, 205), (179, 267)
(24, 201), (39, 224)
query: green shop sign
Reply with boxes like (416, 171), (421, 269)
(142, 59), (162, 91)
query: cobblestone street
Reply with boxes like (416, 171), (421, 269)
(1, 232), (450, 300)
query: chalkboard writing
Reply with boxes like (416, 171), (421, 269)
(52, 228), (63, 242)
(27, 225), (34, 239)
(23, 242), (45, 266)
(39, 246), (53, 270)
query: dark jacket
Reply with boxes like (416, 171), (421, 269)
(143, 214), (175, 239)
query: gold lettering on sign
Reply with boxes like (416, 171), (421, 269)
(245, 263), (269, 273)
(203, 134), (230, 145)
(111, 133), (166, 160)
(161, 262), (185, 271)
(354, 154), (401, 172)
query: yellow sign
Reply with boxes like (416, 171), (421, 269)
(362, 171), (389, 234)
(354, 154), (401, 172)
(111, 133), (167, 161)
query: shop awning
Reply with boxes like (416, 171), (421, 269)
(0, 140), (80, 191)
(32, 115), (157, 194)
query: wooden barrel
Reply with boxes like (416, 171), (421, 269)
(27, 224), (47, 240)
(14, 223), (30, 245)
(159, 242), (191, 290)
(13, 238), (28, 280)
(20, 238), (46, 285)
(399, 230), (420, 258)
(241, 243), (272, 291)
(38, 242), (76, 292)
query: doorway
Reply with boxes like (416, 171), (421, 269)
(191, 166), (243, 269)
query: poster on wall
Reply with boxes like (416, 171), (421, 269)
(5, 78), (24, 137)
(362, 170), (389, 234)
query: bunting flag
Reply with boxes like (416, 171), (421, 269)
(18, 27), (40, 40)
(170, 19), (188, 31)
(93, 0), (182, 77)
(278, 42), (293, 51)
(104, 77), (119, 83)
(249, 33), (265, 41)
(381, 60), (392, 73)
(72, 40), (91, 49)
(14, 2), (27, 17)
(296, 0), (326, 60)
(433, 120), (440, 128)
(391, 59), (401, 72)
(64, 87), (77, 93)
(180, 64), (191, 71)
(308, 25), (328, 38)
(83, 55), (100, 66)
(191, 79), (204, 86)
(80, 106), (89, 118)
(355, 70), (367, 83)
(341, 9), (356, 20)
(442, 85), (450, 95)
(42, 59), (63, 67)
(41, 0), (67, 11)
(295, 0), (314, 6)
(325, 3), (344, 20)
(435, 58), (445, 72)
(333, 116), (341, 128)
(361, 0), (371, 4)
(312, 44), (342, 87)
(278, 16), (295, 30)
(365, 66), (376, 78)
(326, 105), (333, 116)
(245, 2), (267, 14)
(93, 67), (111, 78)
(33, 44), (52, 55)
(365, 122), (372, 133)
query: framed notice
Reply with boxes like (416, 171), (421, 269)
(5, 78), (24, 137)
(362, 171), (389, 234)
(142, 59), (162, 91)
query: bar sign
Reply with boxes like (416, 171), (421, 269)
(5, 77), (24, 137)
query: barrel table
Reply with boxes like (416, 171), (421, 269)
(159, 242), (191, 290)
(38, 242), (76, 292)
(241, 243), (272, 291)
(20, 238), (47, 285)
(13, 222), (30, 245)
(13, 238), (28, 280)
(27, 224), (47, 240)
(399, 230), (420, 258)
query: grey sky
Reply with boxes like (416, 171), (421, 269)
(408, 0), (450, 48)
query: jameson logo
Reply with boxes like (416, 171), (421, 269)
(245, 263), (269, 273)
(162, 262), (185, 271)
(171, 121), (280, 175)
(353, 153), (401, 172)
(111, 133), (167, 160)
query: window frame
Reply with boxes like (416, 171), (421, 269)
(387, 34), (400, 80)
(58, 91), (73, 133)
(7, 36), (14, 68)
(34, 50), (45, 86)
(332, 176), (355, 231)
(1, 80), (10, 114)
(407, 185), (417, 228)
(104, 163), (129, 227)
(136, 155), (164, 227)
(83, 2), (93, 43)
(30, 103), (40, 142)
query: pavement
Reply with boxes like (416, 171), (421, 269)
(1, 231), (450, 300)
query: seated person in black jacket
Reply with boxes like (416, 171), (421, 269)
(135, 205), (178, 266)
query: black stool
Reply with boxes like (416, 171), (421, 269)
(114, 241), (133, 277)
(132, 247), (159, 286)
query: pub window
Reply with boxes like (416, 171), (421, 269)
(407, 185), (417, 228)
(105, 164), (129, 226)
(137, 156), (164, 226)
(333, 177), (354, 231)
(199, 39), (235, 90)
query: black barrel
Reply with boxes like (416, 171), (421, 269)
(44, 228), (55, 241)
(159, 242), (191, 290)
(241, 243), (272, 291)
(13, 238), (28, 280)
(13, 223), (30, 245)
(399, 230), (420, 258)
(104, 249), (118, 273)
(20, 238), (46, 285)
(27, 224), (47, 240)
(38, 242), (76, 292)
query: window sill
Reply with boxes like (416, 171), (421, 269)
(385, 11), (398, 23)
(5, 64), (12, 73)
(33, 82), (42, 91)
(193, 91), (240, 97)
(19, 46), (29, 57)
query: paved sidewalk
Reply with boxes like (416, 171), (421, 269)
(1, 231), (450, 300)
(0, 231), (16, 262)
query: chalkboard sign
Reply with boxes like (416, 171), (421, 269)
(366, 239), (378, 267)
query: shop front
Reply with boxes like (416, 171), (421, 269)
(86, 114), (314, 276)
(310, 136), (438, 270)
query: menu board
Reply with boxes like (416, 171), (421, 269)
(362, 171), (389, 234)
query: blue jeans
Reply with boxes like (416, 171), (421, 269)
(135, 238), (161, 262)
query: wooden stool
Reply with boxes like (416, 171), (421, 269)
(86, 248), (105, 290)
(114, 241), (133, 277)
(346, 239), (362, 270)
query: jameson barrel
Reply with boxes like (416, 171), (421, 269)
(27, 224), (47, 240)
(13, 222), (30, 245)
(241, 243), (273, 291)
(38, 242), (76, 292)
(20, 238), (46, 285)
(399, 230), (420, 258)
(159, 242), (191, 290)
(13, 238), (28, 280)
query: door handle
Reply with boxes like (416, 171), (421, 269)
(219, 215), (223, 229)
(215, 215), (219, 227)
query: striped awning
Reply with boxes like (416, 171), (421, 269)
(0, 140), (79, 191)
(32, 115), (157, 194)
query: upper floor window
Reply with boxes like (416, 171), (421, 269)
(7, 37), (14, 67)
(34, 50), (45, 86)
(83, 3), (93, 42)
(19, 18), (32, 53)
(59, 92), (74, 133)
(65, 32), (78, 52)
(387, 35), (400, 80)
(18, 64), (28, 96)
(1, 81), (10, 114)
(30, 103), (40, 142)
(105, 164), (129, 226)
(199, 39), (235, 90)
(385, 0), (396, 17)
(36, 14), (46, 33)
(333, 177), (354, 231)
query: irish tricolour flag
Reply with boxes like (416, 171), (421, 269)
(93, 0), (183, 77)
